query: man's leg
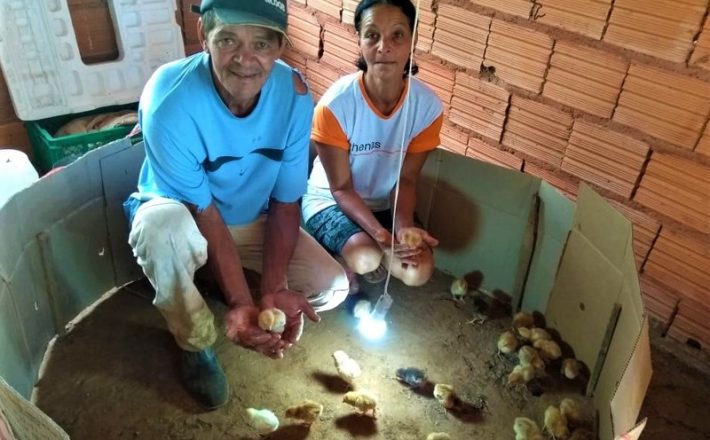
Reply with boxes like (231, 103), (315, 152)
(229, 217), (349, 311)
(129, 198), (228, 409)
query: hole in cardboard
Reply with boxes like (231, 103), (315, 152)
(686, 338), (702, 351)
(68, 0), (120, 64)
(579, 302), (585, 311)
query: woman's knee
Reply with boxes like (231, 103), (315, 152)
(398, 252), (435, 287)
(342, 236), (383, 275)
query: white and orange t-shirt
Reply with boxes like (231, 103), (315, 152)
(301, 72), (444, 223)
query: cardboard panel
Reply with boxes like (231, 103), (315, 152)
(521, 181), (574, 312)
(0, 284), (33, 398)
(98, 140), (144, 286)
(421, 150), (539, 297)
(0, 377), (69, 439)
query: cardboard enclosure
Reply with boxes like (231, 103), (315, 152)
(0, 141), (651, 439)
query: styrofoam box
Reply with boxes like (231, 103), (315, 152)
(0, 0), (185, 121)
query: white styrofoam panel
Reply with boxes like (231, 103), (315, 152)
(0, 0), (184, 121)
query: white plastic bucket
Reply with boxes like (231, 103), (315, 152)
(0, 149), (39, 209)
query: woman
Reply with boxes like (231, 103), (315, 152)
(302, 0), (443, 288)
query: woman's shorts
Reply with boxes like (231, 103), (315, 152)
(305, 205), (392, 255)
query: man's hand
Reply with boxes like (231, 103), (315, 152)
(224, 305), (284, 359)
(261, 290), (320, 345)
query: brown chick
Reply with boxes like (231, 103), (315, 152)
(534, 339), (562, 361)
(433, 383), (458, 409)
(343, 391), (377, 417)
(544, 405), (570, 439)
(530, 328), (552, 344)
(513, 311), (535, 329)
(498, 330), (519, 355)
(517, 326), (532, 341)
(560, 398), (584, 426)
(285, 399), (323, 426)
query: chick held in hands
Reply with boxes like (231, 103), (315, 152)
(401, 228), (423, 248)
(332, 350), (362, 385)
(285, 399), (323, 426)
(258, 308), (286, 333)
(246, 408), (279, 435)
(342, 391), (377, 417)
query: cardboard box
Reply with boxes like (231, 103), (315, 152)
(0, 142), (651, 439)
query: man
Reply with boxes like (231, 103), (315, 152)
(123, 0), (349, 410)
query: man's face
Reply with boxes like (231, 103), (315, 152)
(204, 23), (284, 109)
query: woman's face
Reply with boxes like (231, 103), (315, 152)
(358, 4), (413, 79)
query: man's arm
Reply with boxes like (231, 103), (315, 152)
(191, 203), (252, 307)
(261, 199), (300, 295)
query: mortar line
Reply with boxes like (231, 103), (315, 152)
(685, 1), (710, 65)
(601, 0), (617, 39)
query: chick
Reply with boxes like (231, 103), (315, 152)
(342, 391), (377, 417)
(560, 398), (584, 426)
(433, 383), (458, 409)
(517, 326), (532, 341)
(246, 408), (279, 435)
(426, 433), (451, 440)
(498, 330), (519, 355)
(396, 367), (427, 389)
(513, 311), (535, 329)
(561, 358), (581, 380)
(507, 364), (536, 385)
(450, 278), (468, 301)
(544, 405), (570, 439)
(402, 229), (423, 248)
(332, 350), (362, 386)
(514, 417), (544, 440)
(518, 346), (539, 365)
(534, 339), (562, 361)
(530, 328), (552, 344)
(257, 308), (286, 333)
(284, 399), (323, 426)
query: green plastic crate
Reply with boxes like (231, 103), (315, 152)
(25, 103), (138, 172)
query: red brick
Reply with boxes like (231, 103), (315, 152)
(415, 10), (436, 53)
(502, 97), (573, 167)
(281, 48), (308, 74)
(439, 122), (469, 156)
(308, 0), (341, 19)
(543, 41), (628, 118)
(640, 275), (679, 325)
(535, 0), (612, 40)
(449, 71), (510, 143)
(669, 297), (710, 353)
(604, 0), (707, 63)
(644, 227), (710, 305)
(696, 122), (710, 157)
(562, 121), (649, 198)
(470, 0), (531, 18)
(289, 4), (322, 60)
(305, 59), (341, 101)
(0, 122), (31, 155)
(608, 200), (661, 267)
(467, 137), (523, 170)
(523, 161), (578, 200)
(431, 4), (490, 71)
(689, 16), (710, 70)
(0, 70), (19, 125)
(635, 152), (710, 233)
(321, 22), (359, 74)
(614, 64), (710, 149)
(341, 0), (357, 25)
(483, 20), (553, 93)
(416, 57), (454, 110)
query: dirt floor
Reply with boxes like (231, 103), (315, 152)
(33, 271), (709, 440)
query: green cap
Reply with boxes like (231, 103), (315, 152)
(192, 0), (289, 41)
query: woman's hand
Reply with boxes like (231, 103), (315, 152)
(393, 227), (439, 266)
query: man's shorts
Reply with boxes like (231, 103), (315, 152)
(305, 204), (393, 255)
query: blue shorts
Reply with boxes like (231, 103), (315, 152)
(305, 205), (393, 255)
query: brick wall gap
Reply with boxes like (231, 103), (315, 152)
(539, 39), (556, 93)
(629, 148), (653, 201)
(686, 2), (710, 65)
(661, 297), (681, 337)
(639, 224), (664, 274)
(600, 0), (617, 40)
(480, 14), (494, 69)
(694, 113), (710, 152)
(610, 62), (631, 120)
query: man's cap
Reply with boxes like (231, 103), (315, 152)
(191, 0), (289, 42)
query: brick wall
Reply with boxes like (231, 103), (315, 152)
(0, 0), (708, 351)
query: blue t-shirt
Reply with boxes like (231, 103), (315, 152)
(124, 52), (313, 226)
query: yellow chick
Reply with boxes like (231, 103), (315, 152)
(498, 330), (519, 354)
(544, 405), (570, 439)
(285, 399), (323, 426)
(534, 339), (562, 361)
(332, 350), (362, 385)
(518, 346), (539, 365)
(426, 433), (451, 440)
(433, 383), (457, 409)
(517, 326), (532, 341)
(530, 328), (552, 344)
(402, 229), (423, 248)
(561, 358), (581, 380)
(560, 398), (584, 426)
(257, 308), (286, 333)
(513, 311), (535, 329)
(514, 417), (544, 440)
(449, 278), (468, 301)
(246, 408), (279, 435)
(507, 364), (536, 385)
(342, 391), (377, 417)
